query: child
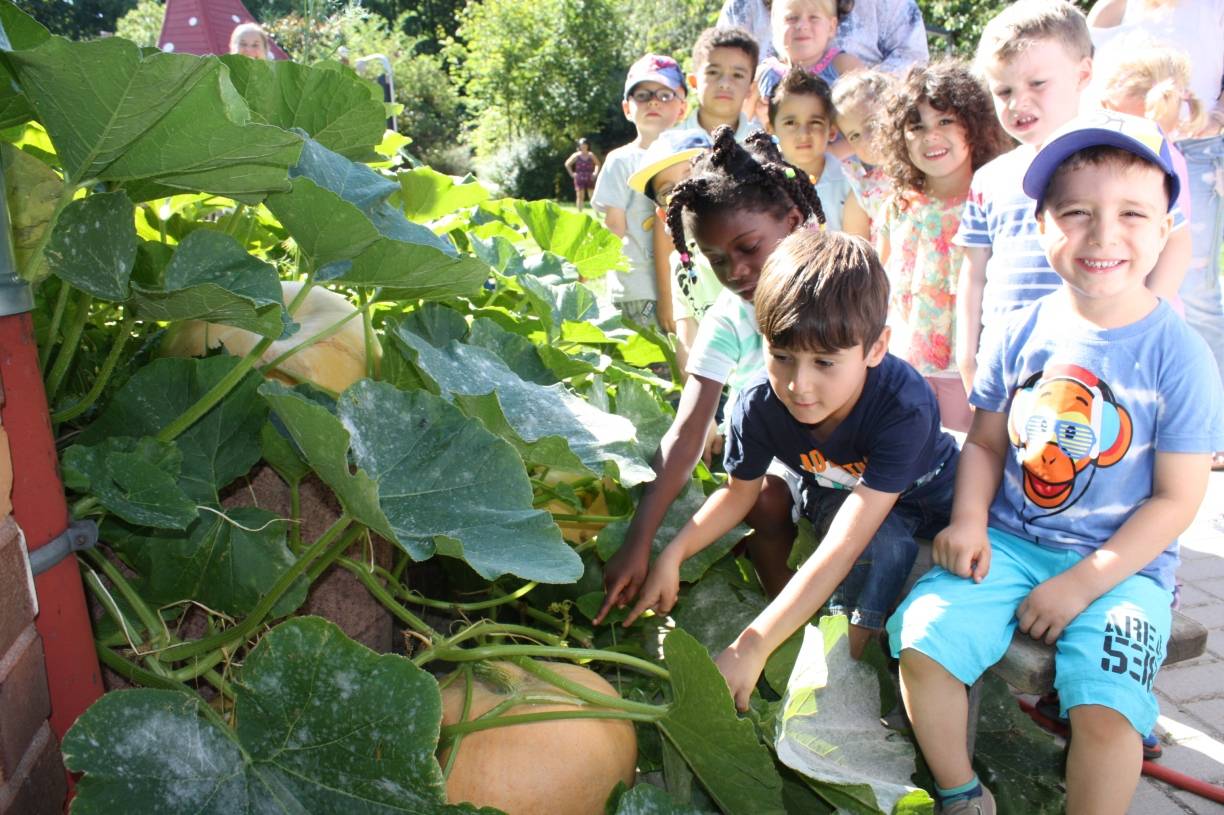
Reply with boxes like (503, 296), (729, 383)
(564, 138), (600, 212)
(767, 0), (863, 85)
(832, 70), (896, 241)
(592, 54), (688, 328)
(953, 0), (1191, 393)
(875, 61), (1010, 431)
(229, 22), (272, 59)
(768, 66), (869, 236)
(888, 111), (1224, 814)
(593, 128), (826, 623)
(626, 230), (959, 686)
(629, 129), (720, 366)
(678, 28), (759, 140)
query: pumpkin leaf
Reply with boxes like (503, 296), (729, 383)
(398, 303), (469, 348)
(608, 782), (715, 815)
(391, 326), (653, 486)
(467, 318), (558, 386)
(1, 141), (62, 282)
(658, 628), (786, 815)
(0, 3), (49, 129)
(671, 559), (767, 656)
(398, 166), (490, 221)
(260, 380), (582, 583)
(512, 199), (624, 278)
(62, 617), (493, 814)
(130, 230), (288, 338)
(596, 481), (744, 583)
(62, 437), (197, 530)
(79, 356), (267, 504)
(260, 421), (311, 485)
(774, 617), (929, 815)
(518, 275), (600, 335)
(2, 36), (301, 195)
(44, 190), (136, 301)
(971, 674), (1065, 815)
(221, 56), (386, 161)
(614, 381), (672, 458)
(102, 506), (305, 619)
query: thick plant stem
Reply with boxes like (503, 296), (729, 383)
(422, 644), (669, 680)
(259, 306), (365, 374)
(39, 282), (71, 371)
(441, 709), (658, 739)
(52, 309), (136, 423)
(511, 656), (664, 717)
(80, 549), (167, 649)
(155, 334), (277, 443)
(549, 512), (627, 524)
(359, 289), (379, 380)
(95, 646), (235, 735)
(303, 527), (365, 582)
(441, 665), (475, 782)
(288, 481), (303, 552)
(399, 579), (539, 612)
(43, 288), (92, 403)
(336, 557), (437, 640)
(154, 514), (353, 663)
(82, 565), (144, 650)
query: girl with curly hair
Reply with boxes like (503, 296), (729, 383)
(876, 60), (1010, 431)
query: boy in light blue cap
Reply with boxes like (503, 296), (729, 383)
(887, 110), (1224, 814)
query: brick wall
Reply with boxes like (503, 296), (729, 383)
(0, 413), (67, 813)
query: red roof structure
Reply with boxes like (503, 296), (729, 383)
(157, 0), (290, 59)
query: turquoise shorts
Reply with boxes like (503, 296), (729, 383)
(886, 527), (1172, 735)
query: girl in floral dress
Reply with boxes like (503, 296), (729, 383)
(876, 61), (1010, 431)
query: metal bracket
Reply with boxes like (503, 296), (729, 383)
(28, 519), (99, 576)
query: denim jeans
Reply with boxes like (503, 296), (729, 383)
(1176, 135), (1224, 383)
(802, 470), (956, 630)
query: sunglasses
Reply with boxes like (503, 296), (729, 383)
(628, 87), (680, 104)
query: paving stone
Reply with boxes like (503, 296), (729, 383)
(1150, 740), (1224, 786)
(1127, 778), (1183, 814)
(1205, 628), (1224, 659)
(1195, 578), (1224, 602)
(1182, 699), (1224, 741)
(1168, 787), (1224, 814)
(1156, 662), (1224, 704)
(1181, 556), (1224, 581)
(1180, 583), (1222, 609)
(1180, 602), (1224, 630)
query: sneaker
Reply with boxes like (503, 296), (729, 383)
(1143, 731), (1164, 761)
(940, 786), (996, 815)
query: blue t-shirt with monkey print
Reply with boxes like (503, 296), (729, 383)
(971, 292), (1224, 590)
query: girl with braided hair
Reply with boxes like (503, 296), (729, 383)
(595, 125), (826, 624)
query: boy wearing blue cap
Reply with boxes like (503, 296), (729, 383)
(887, 111), (1224, 815)
(592, 54), (688, 327)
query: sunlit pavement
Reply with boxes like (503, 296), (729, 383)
(1129, 469), (1224, 813)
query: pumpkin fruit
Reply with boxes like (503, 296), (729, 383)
(439, 661), (637, 814)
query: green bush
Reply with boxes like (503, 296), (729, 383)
(477, 132), (571, 200)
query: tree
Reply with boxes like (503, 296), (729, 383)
(113, 0), (164, 47)
(19, 0), (137, 38)
(915, 0), (1094, 58)
(449, 0), (627, 157)
(615, 0), (721, 71)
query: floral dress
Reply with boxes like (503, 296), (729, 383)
(841, 156), (891, 244)
(878, 189), (965, 376)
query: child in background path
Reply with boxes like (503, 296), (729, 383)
(565, 138), (600, 212)
(876, 62), (1010, 431)
(832, 70), (897, 242)
(769, 67), (870, 237)
(592, 55), (688, 328)
(954, 0), (1192, 394)
(594, 128), (827, 622)
(679, 28), (760, 140)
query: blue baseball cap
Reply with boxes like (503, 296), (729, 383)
(624, 54), (687, 100)
(1022, 110), (1180, 212)
(628, 129), (713, 196)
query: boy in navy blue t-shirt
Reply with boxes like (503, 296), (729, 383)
(624, 230), (959, 710)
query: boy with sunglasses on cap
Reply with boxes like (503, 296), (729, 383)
(887, 111), (1224, 814)
(592, 54), (688, 328)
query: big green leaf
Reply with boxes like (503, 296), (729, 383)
(774, 617), (930, 815)
(261, 380), (582, 583)
(658, 628), (786, 815)
(672, 560), (768, 656)
(44, 190), (136, 301)
(63, 617), (492, 814)
(512, 199), (625, 278)
(972, 674), (1064, 815)
(130, 230), (288, 338)
(467, 318), (558, 386)
(597, 481), (745, 583)
(221, 56), (386, 161)
(80, 356), (267, 504)
(2, 36), (301, 195)
(62, 437), (197, 530)
(103, 506), (305, 619)
(609, 783), (715, 815)
(1, 141), (62, 282)
(614, 381), (673, 458)
(0, 3), (48, 129)
(519, 275), (601, 336)
(398, 167), (490, 221)
(392, 326), (654, 486)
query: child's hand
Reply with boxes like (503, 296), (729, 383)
(933, 522), (991, 582)
(701, 422), (724, 469)
(715, 639), (767, 712)
(623, 547), (683, 626)
(593, 542), (652, 625)
(1016, 574), (1093, 644)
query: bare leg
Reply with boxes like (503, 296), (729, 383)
(898, 649), (975, 789)
(1065, 705), (1141, 815)
(847, 624), (877, 660)
(742, 474), (797, 596)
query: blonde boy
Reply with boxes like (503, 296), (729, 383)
(890, 112), (1224, 814)
(953, 0), (1190, 392)
(678, 27), (760, 139)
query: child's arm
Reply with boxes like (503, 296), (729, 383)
(652, 215), (676, 334)
(1145, 226), (1191, 302)
(932, 407), (1009, 581)
(841, 193), (871, 240)
(716, 483), (901, 710)
(1017, 450), (1210, 644)
(623, 475), (764, 625)
(674, 316), (698, 379)
(593, 374), (725, 623)
(603, 206), (627, 238)
(832, 52), (865, 77)
(956, 246), (990, 394)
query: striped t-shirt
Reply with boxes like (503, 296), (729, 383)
(954, 146), (1185, 325)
